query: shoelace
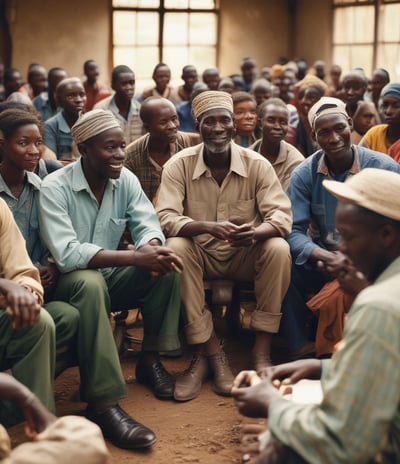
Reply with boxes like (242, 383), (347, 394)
(185, 355), (203, 374)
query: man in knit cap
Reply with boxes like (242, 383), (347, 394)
(38, 109), (183, 449)
(156, 91), (292, 401)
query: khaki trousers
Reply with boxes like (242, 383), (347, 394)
(166, 237), (291, 345)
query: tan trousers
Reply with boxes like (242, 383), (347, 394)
(166, 237), (291, 344)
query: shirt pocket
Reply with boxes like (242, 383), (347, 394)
(228, 199), (256, 224)
(108, 218), (128, 249)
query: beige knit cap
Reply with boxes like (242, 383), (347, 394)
(308, 96), (348, 130)
(323, 168), (400, 221)
(71, 109), (121, 144)
(192, 90), (233, 120)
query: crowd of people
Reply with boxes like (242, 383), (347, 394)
(0, 54), (400, 463)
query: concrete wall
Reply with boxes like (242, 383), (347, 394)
(293, 0), (332, 67)
(5, 0), (333, 82)
(8, 0), (110, 81)
(218, 0), (290, 75)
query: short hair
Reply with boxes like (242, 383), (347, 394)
(111, 65), (134, 85)
(257, 98), (288, 119)
(152, 63), (170, 79)
(55, 77), (83, 97)
(139, 96), (175, 124)
(342, 71), (368, 88)
(0, 108), (41, 140)
(231, 91), (256, 106)
(374, 68), (390, 83)
(3, 68), (21, 84)
(83, 59), (97, 71)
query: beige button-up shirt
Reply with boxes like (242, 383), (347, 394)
(156, 141), (292, 261)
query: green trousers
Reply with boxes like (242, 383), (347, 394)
(54, 267), (181, 405)
(0, 309), (55, 427)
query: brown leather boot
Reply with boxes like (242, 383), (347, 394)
(174, 354), (209, 402)
(208, 352), (234, 396)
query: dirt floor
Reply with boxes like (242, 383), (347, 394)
(8, 316), (282, 464)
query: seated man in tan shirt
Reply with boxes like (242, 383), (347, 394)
(156, 91), (292, 402)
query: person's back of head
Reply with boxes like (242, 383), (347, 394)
(48, 67), (68, 93)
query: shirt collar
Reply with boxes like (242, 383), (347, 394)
(57, 112), (71, 134)
(316, 145), (361, 177)
(71, 158), (118, 193)
(192, 141), (248, 180)
(0, 170), (41, 194)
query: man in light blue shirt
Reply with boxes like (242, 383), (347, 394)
(38, 109), (183, 450)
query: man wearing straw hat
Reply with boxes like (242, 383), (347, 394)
(38, 109), (183, 449)
(156, 90), (292, 401)
(232, 168), (400, 464)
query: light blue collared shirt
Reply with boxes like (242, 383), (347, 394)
(38, 159), (165, 273)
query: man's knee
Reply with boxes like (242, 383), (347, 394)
(166, 237), (195, 258)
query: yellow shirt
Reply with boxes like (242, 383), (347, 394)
(0, 198), (43, 305)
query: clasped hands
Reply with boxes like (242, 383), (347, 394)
(210, 221), (255, 247)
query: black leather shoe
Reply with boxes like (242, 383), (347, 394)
(135, 353), (175, 399)
(86, 404), (157, 449)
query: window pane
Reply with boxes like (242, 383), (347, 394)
(164, 0), (215, 7)
(164, 0), (189, 7)
(333, 44), (373, 75)
(333, 6), (374, 44)
(137, 12), (159, 45)
(380, 4), (400, 41)
(190, 0), (214, 8)
(376, 43), (400, 81)
(189, 13), (217, 44)
(113, 0), (159, 6)
(163, 47), (189, 78)
(188, 46), (216, 72)
(164, 13), (188, 45)
(114, 12), (136, 45)
(114, 45), (158, 79)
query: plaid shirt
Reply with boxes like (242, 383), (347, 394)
(269, 256), (400, 463)
(94, 95), (144, 145)
(125, 132), (199, 202)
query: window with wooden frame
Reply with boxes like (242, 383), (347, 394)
(332, 0), (400, 80)
(112, 0), (219, 92)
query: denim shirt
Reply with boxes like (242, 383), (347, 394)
(287, 145), (400, 265)
(43, 112), (73, 160)
(0, 171), (48, 264)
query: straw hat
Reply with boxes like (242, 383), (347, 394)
(323, 168), (400, 221)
